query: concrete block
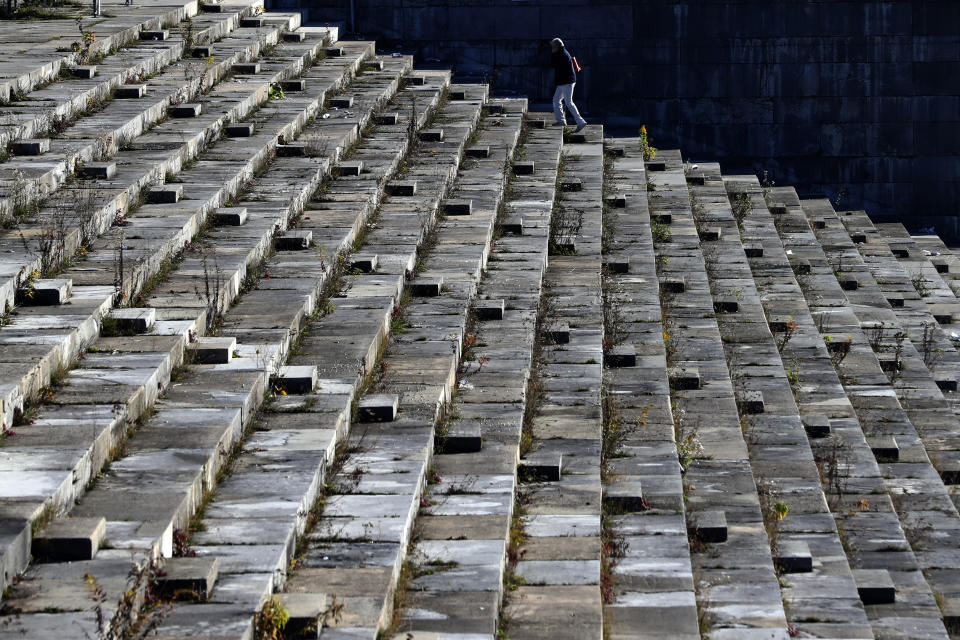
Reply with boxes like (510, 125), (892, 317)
(444, 199), (472, 215)
(330, 95), (354, 108)
(411, 277), (443, 297)
(190, 337), (236, 364)
(792, 259), (811, 275)
(362, 59), (384, 71)
(651, 212), (672, 224)
(475, 299), (504, 320)
(839, 276), (858, 291)
(191, 45), (212, 57)
(358, 394), (398, 422)
(933, 259), (950, 273)
(275, 593), (327, 637)
(147, 185), (182, 204)
(811, 217), (826, 229)
(519, 453), (562, 482)
(669, 367), (701, 390)
(769, 204), (787, 215)
(645, 160), (666, 171)
(603, 479), (646, 512)
(283, 30), (306, 42)
(604, 193), (626, 208)
(72, 65), (96, 78)
(212, 207), (247, 226)
(276, 143), (306, 157)
(850, 231), (867, 243)
(232, 62), (259, 74)
(713, 296), (739, 313)
(853, 569), (895, 605)
(604, 256), (629, 274)
(116, 84), (146, 99)
(79, 161), (116, 179)
(870, 436), (899, 461)
(513, 161), (535, 175)
(544, 322), (570, 344)
(140, 29), (169, 40)
(12, 139), (49, 155)
(441, 423), (482, 454)
(501, 217), (525, 235)
(170, 103), (202, 118)
(662, 277), (685, 293)
(239, 16), (263, 27)
(21, 278), (71, 305)
(686, 173), (705, 185)
(386, 181), (417, 196)
(32, 517), (106, 562)
(936, 375), (957, 392)
(466, 146), (490, 158)
(887, 295), (904, 308)
(448, 88), (467, 100)
(606, 145), (625, 157)
(375, 112), (399, 125)
(774, 540), (812, 574)
(568, 132), (587, 144)
(802, 415), (831, 438)
(484, 103), (504, 114)
(528, 118), (547, 129)
(737, 390), (764, 414)
(700, 226), (722, 241)
(157, 557), (218, 601)
(326, 46), (344, 57)
(276, 230), (313, 250)
(560, 177), (582, 192)
(890, 245), (910, 258)
(419, 128), (444, 142)
(225, 123), (255, 137)
(605, 344), (636, 368)
(689, 510), (727, 543)
(280, 78), (306, 91)
(744, 243), (764, 257)
(108, 308), (156, 334)
(337, 161), (363, 176)
(273, 365), (318, 394)
(350, 254), (378, 273)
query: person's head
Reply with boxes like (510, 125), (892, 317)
(550, 38), (563, 53)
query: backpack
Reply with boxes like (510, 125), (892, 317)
(571, 56), (583, 73)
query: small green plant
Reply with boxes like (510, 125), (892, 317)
(730, 189), (751, 229)
(639, 124), (657, 161)
(910, 271), (931, 298)
(651, 219), (671, 244)
(268, 83), (285, 101)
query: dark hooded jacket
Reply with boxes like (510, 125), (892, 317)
(551, 46), (576, 86)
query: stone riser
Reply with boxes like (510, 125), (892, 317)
(0, 56), (414, 601)
(602, 140), (699, 639)
(155, 88), (494, 638)
(0, 44), (374, 433)
(0, 18), (299, 221)
(762, 186), (951, 635)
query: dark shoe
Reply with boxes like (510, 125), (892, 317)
(574, 122), (586, 133)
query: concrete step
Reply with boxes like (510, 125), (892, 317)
(650, 150), (790, 636)
(601, 138), (699, 639)
(689, 162), (872, 635)
(762, 185), (951, 637)
(499, 126), (606, 639)
(0, 55), (416, 600)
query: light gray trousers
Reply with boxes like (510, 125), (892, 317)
(552, 83), (586, 126)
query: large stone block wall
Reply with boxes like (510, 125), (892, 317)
(281, 0), (960, 235)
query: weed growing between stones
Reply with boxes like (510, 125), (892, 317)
(756, 474), (789, 556)
(729, 188), (752, 229)
(920, 321), (943, 370)
(254, 597), (289, 640)
(814, 435), (852, 508)
(521, 284), (557, 457)
(86, 559), (170, 640)
(650, 219), (671, 244)
(496, 487), (531, 639)
(638, 124), (657, 162)
(910, 270), (931, 298)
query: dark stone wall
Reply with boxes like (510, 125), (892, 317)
(278, 0), (960, 236)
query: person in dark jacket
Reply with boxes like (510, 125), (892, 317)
(550, 37), (586, 132)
